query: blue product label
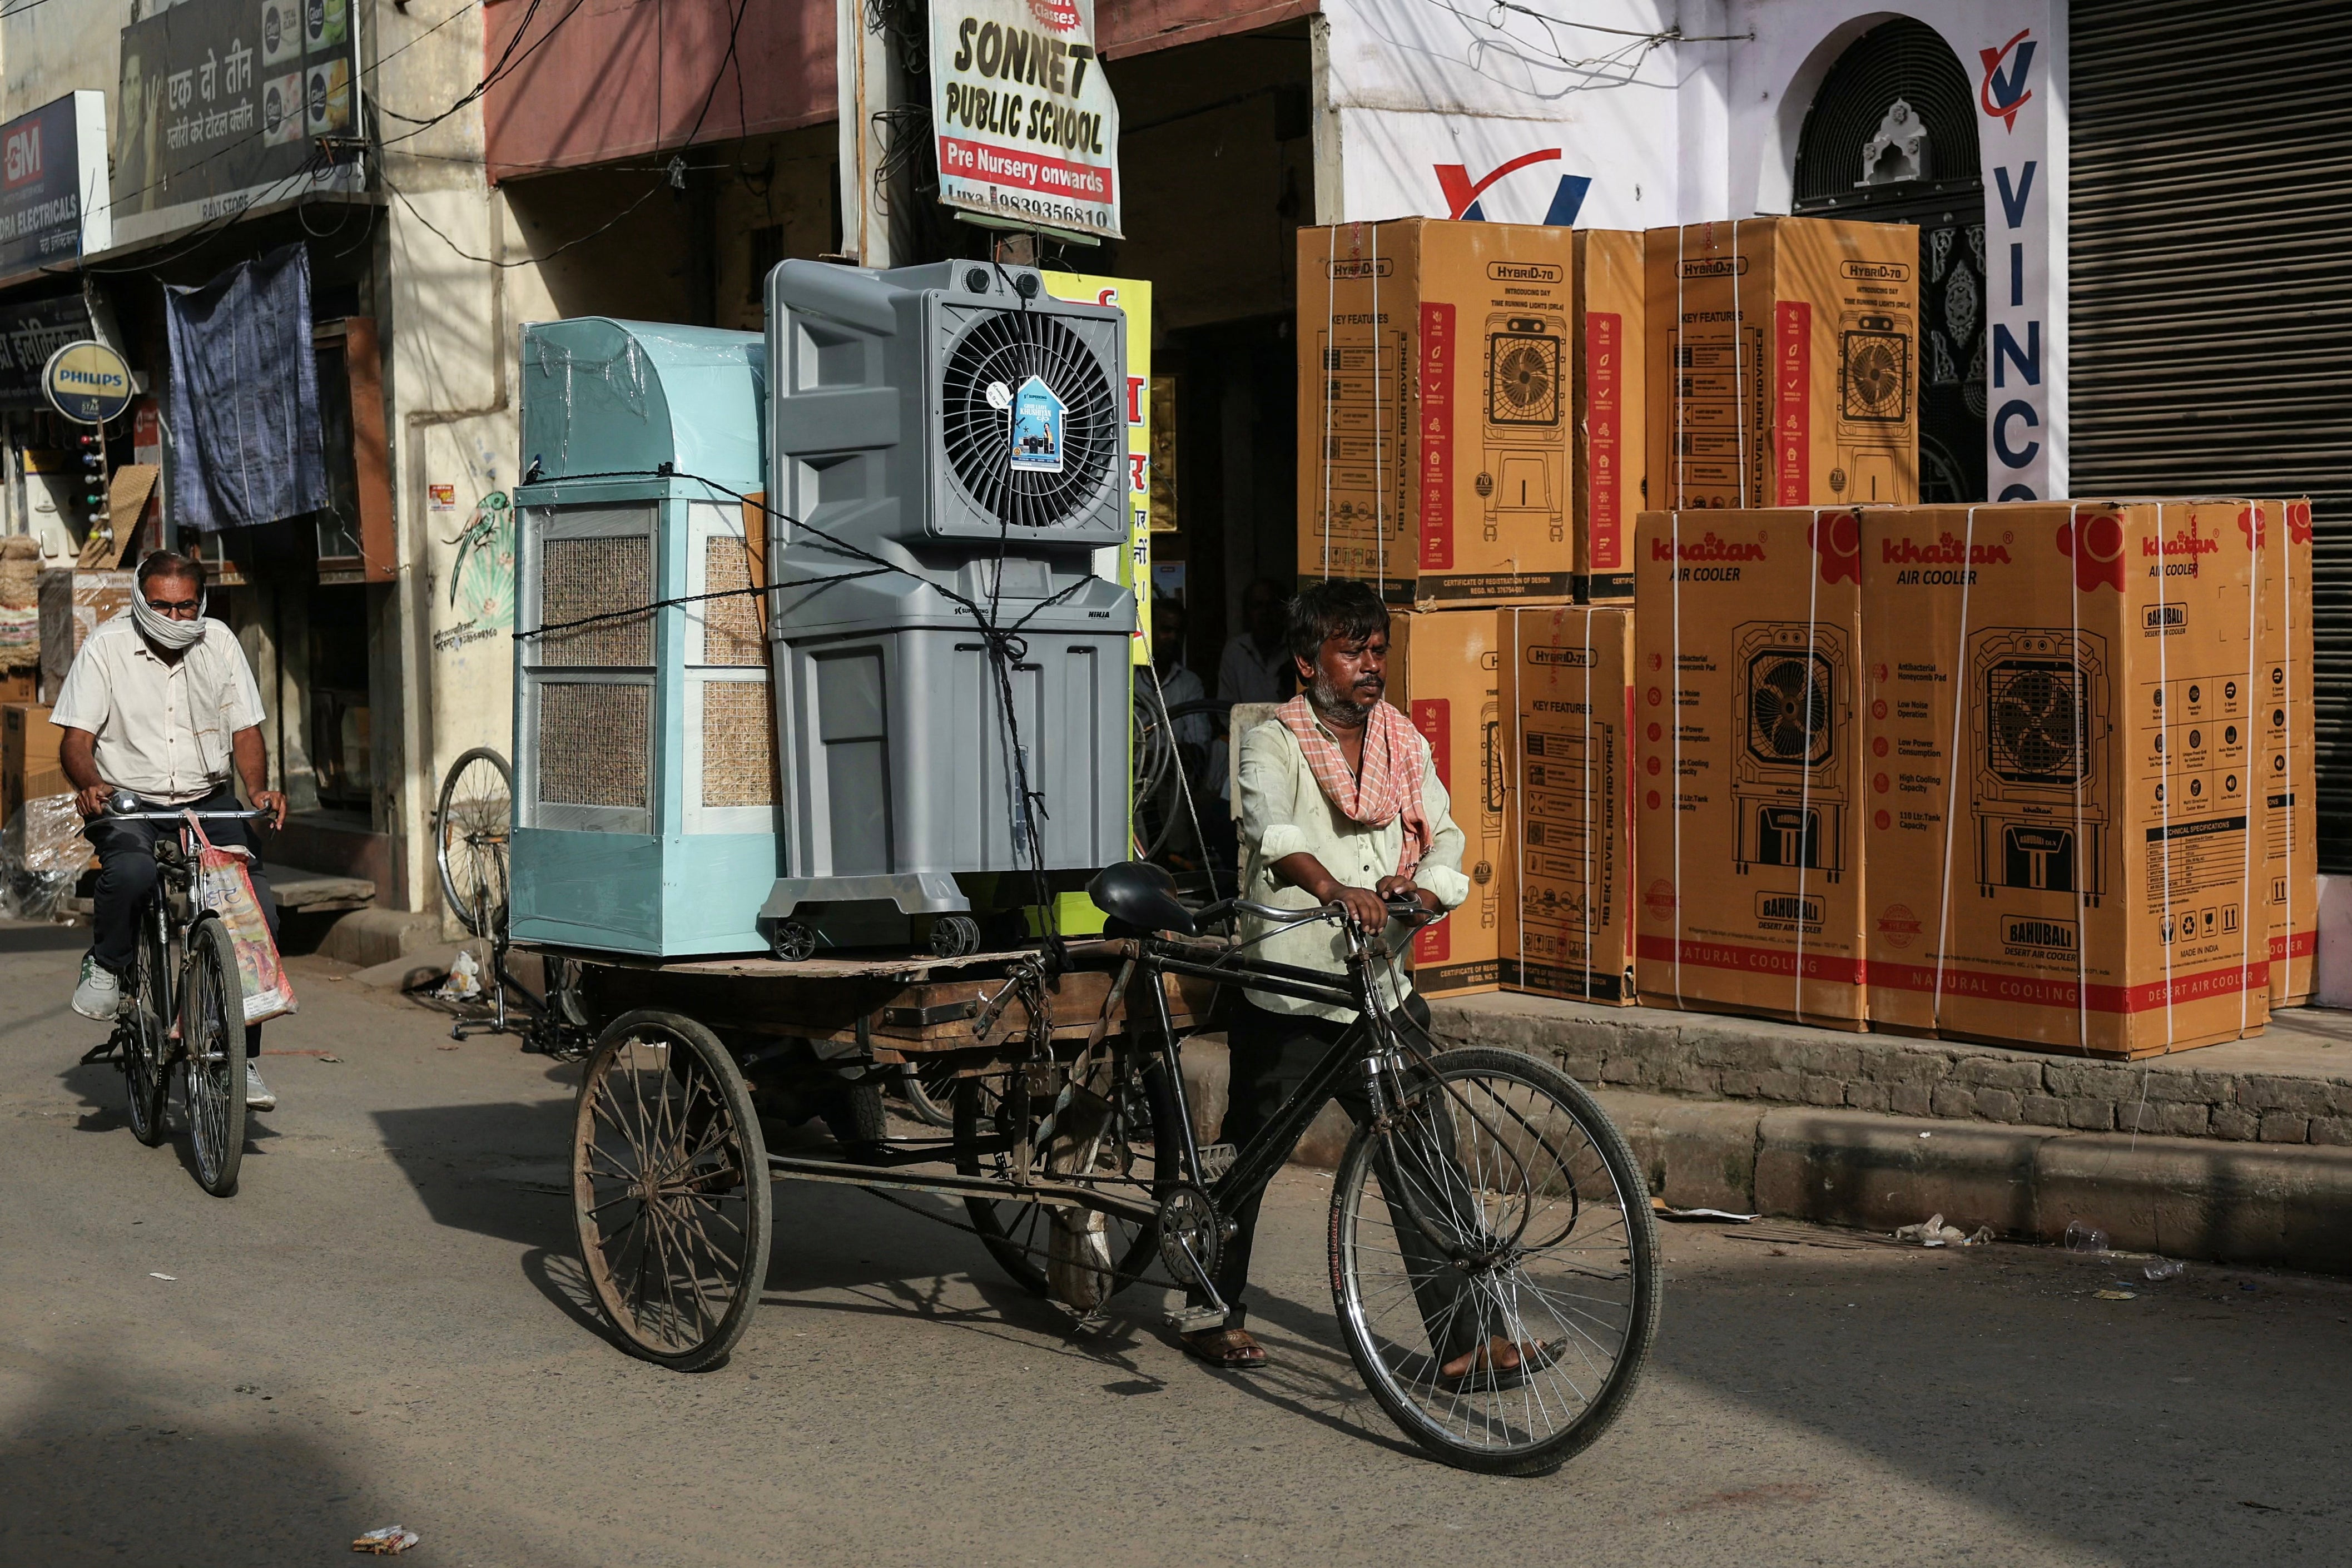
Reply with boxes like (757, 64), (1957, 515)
(1009, 375), (1066, 474)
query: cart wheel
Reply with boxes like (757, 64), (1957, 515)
(952, 1054), (1168, 1303)
(768, 920), (817, 962)
(928, 915), (982, 958)
(573, 1009), (773, 1371)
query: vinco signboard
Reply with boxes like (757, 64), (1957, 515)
(927, 0), (1123, 242)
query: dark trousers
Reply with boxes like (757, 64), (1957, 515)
(1200, 994), (1483, 1359)
(87, 785), (278, 1058)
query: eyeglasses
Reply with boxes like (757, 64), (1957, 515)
(145, 597), (201, 614)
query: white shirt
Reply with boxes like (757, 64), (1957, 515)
(51, 615), (266, 805)
(1236, 715), (1470, 1020)
(1217, 632), (1291, 705)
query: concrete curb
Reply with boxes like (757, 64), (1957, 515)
(1599, 1088), (2352, 1274)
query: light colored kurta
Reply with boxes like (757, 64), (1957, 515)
(51, 616), (265, 805)
(1235, 713), (1470, 1020)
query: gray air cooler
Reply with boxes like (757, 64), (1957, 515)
(759, 259), (1134, 943)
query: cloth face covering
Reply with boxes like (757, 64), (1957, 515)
(130, 584), (207, 652)
(1276, 693), (1433, 877)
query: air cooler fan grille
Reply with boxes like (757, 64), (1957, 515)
(940, 310), (1120, 529)
(1842, 332), (1909, 420)
(1746, 652), (1835, 767)
(1488, 337), (1561, 424)
(1987, 662), (2082, 782)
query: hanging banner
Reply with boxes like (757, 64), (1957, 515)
(1043, 271), (1149, 662)
(110, 0), (365, 249)
(0, 93), (112, 282)
(928, 0), (1122, 241)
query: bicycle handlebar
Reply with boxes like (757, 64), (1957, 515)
(103, 809), (274, 822)
(1194, 892), (1431, 930)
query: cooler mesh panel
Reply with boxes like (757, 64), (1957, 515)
(700, 681), (778, 807)
(537, 683), (651, 807)
(699, 537), (766, 666)
(539, 535), (653, 667)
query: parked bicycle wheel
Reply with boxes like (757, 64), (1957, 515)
(179, 917), (246, 1197)
(436, 747), (513, 939)
(953, 1053), (1167, 1308)
(121, 915), (172, 1148)
(573, 1010), (772, 1371)
(1328, 1046), (1660, 1476)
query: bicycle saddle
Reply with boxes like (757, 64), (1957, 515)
(1088, 861), (1197, 939)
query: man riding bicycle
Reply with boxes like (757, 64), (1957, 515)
(57, 549), (288, 1110)
(1183, 580), (1531, 1385)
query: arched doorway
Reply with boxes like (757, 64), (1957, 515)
(1792, 18), (1986, 504)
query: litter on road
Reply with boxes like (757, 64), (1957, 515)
(351, 1526), (420, 1555)
(1893, 1214), (1991, 1248)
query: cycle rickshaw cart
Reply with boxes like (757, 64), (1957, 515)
(536, 862), (1660, 1476)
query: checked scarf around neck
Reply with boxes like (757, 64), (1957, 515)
(1277, 694), (1433, 877)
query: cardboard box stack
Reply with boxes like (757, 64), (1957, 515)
(1645, 219), (1920, 512)
(1857, 502), (2269, 1055)
(1632, 508), (1868, 1027)
(1297, 219), (1649, 607)
(3, 702), (67, 825)
(1387, 609), (1507, 997)
(38, 568), (132, 704)
(1498, 606), (1636, 1002)
(2254, 499), (2318, 1009)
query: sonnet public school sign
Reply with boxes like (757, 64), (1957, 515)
(927, 0), (1122, 241)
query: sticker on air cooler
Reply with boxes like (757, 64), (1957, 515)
(1008, 376), (1066, 475)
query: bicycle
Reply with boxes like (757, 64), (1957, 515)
(88, 795), (273, 1197)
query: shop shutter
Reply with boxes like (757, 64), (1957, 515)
(2070, 0), (2352, 867)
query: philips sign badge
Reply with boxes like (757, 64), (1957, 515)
(1009, 375), (1066, 474)
(42, 339), (131, 425)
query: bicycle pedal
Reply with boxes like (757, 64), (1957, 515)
(1165, 1305), (1227, 1335)
(1195, 1142), (1235, 1181)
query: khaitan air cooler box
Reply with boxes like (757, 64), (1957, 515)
(1859, 502), (2269, 1055)
(1634, 508), (1867, 1028)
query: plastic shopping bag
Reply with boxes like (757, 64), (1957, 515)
(188, 812), (297, 1025)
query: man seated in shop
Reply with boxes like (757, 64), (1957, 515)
(56, 549), (289, 1111)
(1180, 578), (1533, 1386)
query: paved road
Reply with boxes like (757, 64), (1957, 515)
(4, 929), (2350, 1566)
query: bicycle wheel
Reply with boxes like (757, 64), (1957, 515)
(573, 1010), (773, 1371)
(179, 917), (246, 1198)
(1328, 1046), (1660, 1475)
(899, 1065), (956, 1130)
(954, 1053), (1167, 1307)
(436, 747), (513, 939)
(122, 912), (171, 1147)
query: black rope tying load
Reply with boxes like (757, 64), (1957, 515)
(513, 464), (1098, 971)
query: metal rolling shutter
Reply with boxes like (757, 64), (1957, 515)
(2070, 0), (2352, 867)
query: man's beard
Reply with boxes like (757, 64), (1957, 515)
(1308, 670), (1381, 728)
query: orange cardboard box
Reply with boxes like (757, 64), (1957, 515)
(1859, 502), (2269, 1055)
(1573, 230), (1646, 602)
(2, 701), (67, 824)
(1298, 219), (1576, 604)
(38, 568), (133, 703)
(1632, 508), (1867, 1027)
(1389, 609), (1506, 996)
(1645, 219), (1919, 512)
(1498, 606), (1636, 1003)
(2253, 499), (2317, 1009)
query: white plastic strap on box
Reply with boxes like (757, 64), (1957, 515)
(1670, 508), (1685, 1008)
(1731, 221), (1748, 508)
(2152, 503), (2174, 1049)
(1931, 505), (1981, 1029)
(2284, 500), (2301, 991)
(2071, 502), (2094, 1051)
(2237, 504), (2262, 1032)
(1582, 606), (1597, 1000)
(1321, 225), (1338, 581)
(1369, 223), (1385, 594)
(1511, 608), (1528, 989)
(1793, 508), (1821, 1025)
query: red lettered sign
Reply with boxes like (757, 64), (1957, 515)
(1410, 697), (1450, 963)
(1586, 311), (1621, 570)
(1418, 302), (1455, 570)
(1773, 301), (1809, 505)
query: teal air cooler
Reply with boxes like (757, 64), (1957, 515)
(507, 320), (776, 955)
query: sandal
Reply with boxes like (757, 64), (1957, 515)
(1182, 1327), (1267, 1371)
(1441, 1338), (1560, 1395)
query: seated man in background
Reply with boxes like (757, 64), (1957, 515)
(56, 549), (288, 1110)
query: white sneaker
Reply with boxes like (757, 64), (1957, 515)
(71, 957), (122, 1021)
(244, 1062), (277, 1112)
